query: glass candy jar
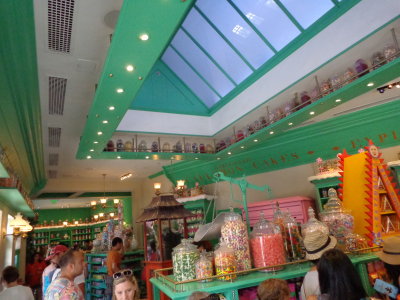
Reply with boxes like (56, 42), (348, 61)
(250, 213), (286, 271)
(371, 52), (385, 70)
(283, 213), (305, 261)
(215, 240), (236, 281)
(220, 209), (252, 272)
(172, 239), (200, 282)
(301, 207), (329, 237)
(383, 44), (397, 62)
(195, 251), (213, 282)
(319, 188), (354, 247)
(354, 59), (369, 77)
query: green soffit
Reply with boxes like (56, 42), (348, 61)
(131, 60), (209, 116)
(162, 100), (400, 188)
(0, 0), (46, 195)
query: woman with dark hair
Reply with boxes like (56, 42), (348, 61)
(307, 248), (367, 300)
(376, 236), (400, 292)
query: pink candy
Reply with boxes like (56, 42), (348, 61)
(250, 233), (286, 271)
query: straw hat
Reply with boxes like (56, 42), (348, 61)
(304, 230), (337, 260)
(376, 236), (400, 265)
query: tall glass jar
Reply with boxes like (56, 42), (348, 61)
(283, 213), (305, 261)
(172, 239), (199, 282)
(301, 207), (329, 238)
(220, 209), (251, 272)
(195, 251), (213, 282)
(319, 188), (354, 247)
(214, 240), (236, 281)
(250, 212), (286, 271)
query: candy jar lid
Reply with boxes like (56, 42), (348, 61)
(283, 211), (298, 225)
(323, 188), (344, 212)
(215, 238), (234, 255)
(273, 202), (285, 221)
(224, 207), (241, 222)
(301, 207), (329, 237)
(173, 238), (198, 254)
(252, 212), (278, 237)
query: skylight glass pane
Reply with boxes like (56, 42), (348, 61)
(182, 9), (252, 84)
(171, 30), (234, 97)
(162, 47), (220, 108)
(280, 0), (334, 29)
(196, 0), (274, 69)
(232, 0), (301, 51)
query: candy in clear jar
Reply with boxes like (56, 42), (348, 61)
(383, 44), (397, 62)
(320, 80), (331, 97)
(172, 239), (200, 282)
(370, 52), (385, 70)
(301, 207), (329, 238)
(220, 208), (252, 272)
(214, 240), (237, 281)
(341, 68), (356, 85)
(319, 188), (354, 247)
(354, 59), (369, 77)
(195, 251), (213, 282)
(344, 233), (368, 253)
(250, 212), (286, 271)
(330, 74), (342, 91)
(283, 213), (305, 261)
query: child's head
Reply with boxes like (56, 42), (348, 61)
(257, 278), (290, 300)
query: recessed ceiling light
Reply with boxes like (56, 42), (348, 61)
(288, 122), (293, 126)
(217, 157), (221, 160)
(102, 120), (108, 124)
(139, 33), (149, 41)
(240, 146), (245, 149)
(86, 156), (91, 159)
(254, 139), (258, 142)
(126, 65), (134, 72)
(145, 156), (149, 159)
(310, 111), (315, 115)
(117, 156), (121, 159)
(367, 82), (374, 87)
(335, 99), (341, 103)
(97, 131), (103, 135)
(228, 152), (232, 155)
(170, 157), (174, 160)
(109, 106), (115, 111)
(94, 141), (99, 144)
(90, 149), (94, 152)
(195, 157), (199, 160)
(116, 88), (124, 93)
(270, 131), (274, 135)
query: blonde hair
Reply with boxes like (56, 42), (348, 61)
(257, 278), (290, 300)
(112, 275), (139, 300)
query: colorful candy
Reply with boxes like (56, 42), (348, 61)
(250, 233), (286, 271)
(215, 243), (237, 281)
(195, 253), (213, 282)
(221, 216), (252, 272)
(172, 239), (200, 282)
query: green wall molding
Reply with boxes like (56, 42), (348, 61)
(162, 100), (400, 187)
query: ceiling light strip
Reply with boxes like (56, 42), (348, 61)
(193, 5), (255, 71)
(226, 0), (277, 54)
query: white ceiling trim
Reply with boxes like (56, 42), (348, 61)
(117, 0), (400, 136)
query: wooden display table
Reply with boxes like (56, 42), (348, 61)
(150, 253), (378, 300)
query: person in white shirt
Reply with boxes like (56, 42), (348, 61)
(0, 266), (34, 300)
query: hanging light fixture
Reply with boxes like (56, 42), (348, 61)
(9, 212), (32, 237)
(113, 199), (119, 208)
(154, 182), (161, 196)
(176, 180), (185, 197)
(90, 200), (97, 210)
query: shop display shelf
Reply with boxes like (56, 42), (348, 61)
(72, 233), (91, 235)
(33, 243), (49, 246)
(91, 284), (107, 290)
(381, 210), (396, 215)
(90, 293), (104, 298)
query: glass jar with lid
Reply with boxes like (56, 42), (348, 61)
(250, 212), (286, 271)
(172, 239), (199, 282)
(214, 239), (236, 281)
(283, 213), (305, 261)
(301, 207), (329, 237)
(195, 251), (213, 282)
(220, 208), (251, 272)
(319, 188), (354, 247)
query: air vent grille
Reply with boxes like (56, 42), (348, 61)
(49, 153), (59, 166)
(48, 127), (61, 147)
(49, 76), (67, 115)
(48, 170), (58, 179)
(48, 0), (75, 53)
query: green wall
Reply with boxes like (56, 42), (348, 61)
(36, 208), (91, 224)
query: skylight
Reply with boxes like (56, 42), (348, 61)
(161, 0), (350, 109)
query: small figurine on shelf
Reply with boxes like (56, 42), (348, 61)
(124, 139), (133, 152)
(151, 141), (159, 152)
(138, 140), (147, 152)
(116, 139), (124, 152)
(192, 143), (199, 153)
(162, 142), (171, 153)
(199, 144), (205, 153)
(107, 140), (115, 152)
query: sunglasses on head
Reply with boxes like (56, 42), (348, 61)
(113, 269), (133, 279)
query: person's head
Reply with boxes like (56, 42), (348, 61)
(303, 230), (336, 262)
(1, 266), (19, 286)
(32, 252), (41, 263)
(376, 236), (400, 288)
(257, 278), (290, 300)
(187, 291), (210, 300)
(45, 244), (68, 264)
(112, 237), (123, 251)
(112, 270), (139, 300)
(317, 249), (366, 300)
(59, 249), (85, 279)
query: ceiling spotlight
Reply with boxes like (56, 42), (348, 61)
(376, 81), (400, 94)
(378, 88), (385, 94)
(109, 106), (115, 111)
(396, 83), (400, 88)
(240, 146), (245, 149)
(195, 157), (199, 160)
(120, 173), (133, 180)
(117, 156), (121, 159)
(97, 131), (103, 135)
(139, 33), (149, 41)
(288, 122), (293, 126)
(126, 65), (134, 72)
(94, 141), (99, 144)
(217, 157), (221, 160)
(145, 156), (149, 159)
(310, 111), (315, 115)
(227, 152), (232, 155)
(102, 120), (108, 124)
(388, 84), (393, 89)
(253, 139), (258, 142)
(116, 88), (124, 93)
(335, 99), (341, 103)
(367, 82), (374, 87)
(269, 131), (274, 135)
(86, 156), (91, 159)
(90, 149), (94, 152)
